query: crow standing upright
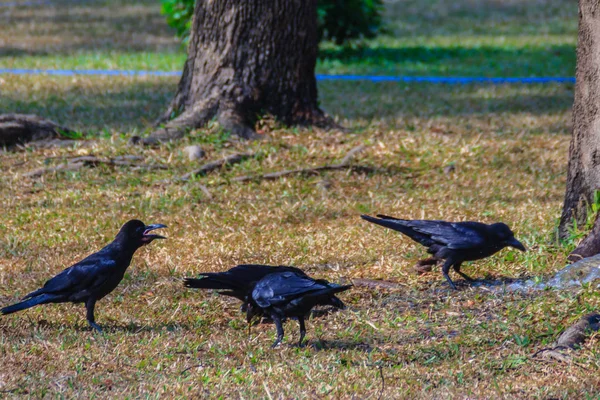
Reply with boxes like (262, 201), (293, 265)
(361, 214), (526, 289)
(248, 270), (352, 347)
(1, 220), (167, 331)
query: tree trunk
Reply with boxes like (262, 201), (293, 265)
(558, 0), (600, 255)
(146, 0), (333, 144)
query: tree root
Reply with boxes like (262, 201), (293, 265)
(141, 100), (220, 145)
(24, 156), (166, 178)
(232, 144), (370, 182)
(0, 114), (78, 148)
(142, 98), (341, 145)
(567, 214), (600, 262)
(166, 153), (255, 183)
(531, 312), (600, 364)
(351, 278), (405, 290)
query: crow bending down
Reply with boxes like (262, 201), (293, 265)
(249, 270), (352, 347)
(361, 214), (525, 289)
(1, 220), (166, 331)
(184, 264), (345, 310)
(184, 264), (307, 304)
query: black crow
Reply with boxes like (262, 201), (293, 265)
(184, 264), (308, 304)
(248, 270), (352, 347)
(184, 264), (346, 310)
(361, 214), (526, 289)
(1, 220), (166, 332)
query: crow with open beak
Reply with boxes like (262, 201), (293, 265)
(1, 219), (167, 332)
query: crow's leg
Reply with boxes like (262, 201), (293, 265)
(85, 298), (102, 332)
(297, 316), (307, 347)
(271, 314), (285, 348)
(453, 262), (475, 282)
(441, 259), (458, 290)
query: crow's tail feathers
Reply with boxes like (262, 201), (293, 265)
(183, 275), (239, 291)
(361, 214), (409, 231)
(310, 284), (353, 300)
(1, 293), (58, 315)
(360, 214), (434, 247)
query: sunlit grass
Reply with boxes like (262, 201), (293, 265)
(1, 0), (598, 397)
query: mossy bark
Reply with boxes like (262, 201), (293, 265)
(148, 0), (334, 144)
(559, 1), (600, 259)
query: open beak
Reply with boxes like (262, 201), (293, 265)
(142, 223), (167, 242)
(506, 237), (526, 252)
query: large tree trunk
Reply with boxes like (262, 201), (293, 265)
(558, 0), (600, 257)
(146, 0), (333, 144)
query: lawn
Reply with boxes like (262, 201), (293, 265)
(2, 0), (599, 398)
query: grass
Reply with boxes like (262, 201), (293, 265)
(2, 0), (599, 398)
(0, 0), (577, 77)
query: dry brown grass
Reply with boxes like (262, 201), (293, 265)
(2, 0), (598, 398)
(2, 76), (598, 397)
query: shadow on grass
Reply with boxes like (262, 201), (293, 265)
(320, 80), (574, 123)
(320, 45), (573, 68)
(12, 320), (193, 333)
(318, 44), (575, 77)
(384, 0), (576, 37)
(1, 74), (573, 134)
(0, 78), (176, 133)
(310, 339), (374, 352)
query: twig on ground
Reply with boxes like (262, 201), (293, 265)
(171, 153), (255, 182)
(351, 278), (405, 290)
(180, 363), (206, 375)
(233, 144), (371, 183)
(377, 364), (385, 400)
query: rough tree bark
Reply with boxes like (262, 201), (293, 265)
(558, 0), (600, 259)
(146, 0), (334, 144)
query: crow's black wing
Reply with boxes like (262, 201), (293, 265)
(24, 250), (117, 299)
(362, 215), (436, 247)
(186, 264), (307, 291)
(405, 220), (486, 250)
(252, 272), (326, 308)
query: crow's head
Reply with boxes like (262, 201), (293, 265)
(118, 219), (167, 246)
(245, 301), (264, 325)
(326, 295), (346, 310)
(490, 222), (526, 252)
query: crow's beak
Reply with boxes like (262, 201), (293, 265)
(143, 223), (167, 241)
(506, 237), (526, 252)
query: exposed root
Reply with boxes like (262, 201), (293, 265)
(23, 156), (166, 178)
(0, 114), (78, 148)
(165, 153), (256, 183)
(143, 98), (342, 145)
(218, 109), (260, 140)
(532, 313), (600, 365)
(567, 214), (600, 262)
(351, 278), (404, 290)
(143, 100), (219, 145)
(232, 145), (370, 182)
